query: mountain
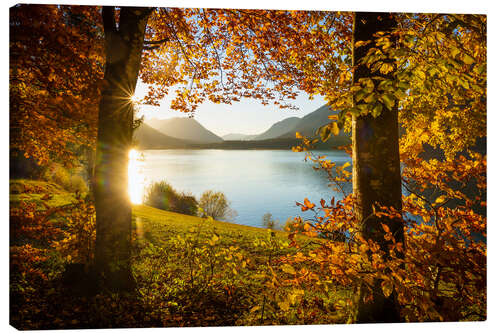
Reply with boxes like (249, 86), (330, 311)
(242, 104), (350, 146)
(278, 105), (351, 146)
(134, 123), (193, 149)
(145, 117), (224, 144)
(222, 133), (259, 141)
(252, 117), (301, 141)
(279, 104), (335, 138)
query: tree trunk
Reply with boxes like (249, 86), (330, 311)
(93, 6), (151, 291)
(351, 12), (404, 323)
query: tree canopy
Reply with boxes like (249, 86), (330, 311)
(10, 5), (104, 166)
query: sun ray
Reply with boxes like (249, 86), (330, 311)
(128, 148), (146, 204)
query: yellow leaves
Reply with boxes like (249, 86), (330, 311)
(434, 195), (446, 204)
(462, 53), (475, 65)
(331, 122), (340, 136)
(207, 234), (219, 246)
(359, 243), (369, 254)
(381, 279), (393, 297)
(354, 40), (371, 48)
(318, 122), (340, 142)
(380, 93), (396, 110)
(280, 264), (296, 275)
(278, 300), (290, 311)
(379, 63), (394, 75)
(288, 288), (305, 305)
(301, 198), (315, 211)
(249, 305), (260, 313)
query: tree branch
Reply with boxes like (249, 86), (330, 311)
(143, 37), (170, 45)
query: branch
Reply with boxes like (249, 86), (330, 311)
(201, 9), (225, 90)
(143, 37), (170, 45)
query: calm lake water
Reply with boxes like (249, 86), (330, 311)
(139, 149), (352, 228)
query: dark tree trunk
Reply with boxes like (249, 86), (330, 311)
(351, 12), (404, 323)
(93, 6), (151, 291)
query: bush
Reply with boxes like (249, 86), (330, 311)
(198, 190), (236, 221)
(283, 217), (305, 233)
(262, 213), (280, 230)
(144, 181), (198, 216)
(42, 162), (88, 193)
(174, 193), (198, 216)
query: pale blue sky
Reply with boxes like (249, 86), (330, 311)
(134, 81), (326, 137)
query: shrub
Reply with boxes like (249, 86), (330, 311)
(283, 217), (306, 233)
(174, 193), (198, 216)
(69, 174), (88, 194)
(144, 181), (198, 216)
(262, 213), (280, 230)
(198, 190), (236, 221)
(42, 162), (88, 193)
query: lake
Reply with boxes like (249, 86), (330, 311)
(136, 149), (352, 228)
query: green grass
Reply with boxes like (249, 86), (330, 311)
(10, 179), (78, 208)
(132, 204), (292, 250)
(10, 179), (349, 328)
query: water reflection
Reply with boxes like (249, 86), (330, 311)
(128, 149), (146, 204)
(137, 149), (352, 227)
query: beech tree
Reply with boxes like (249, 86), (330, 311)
(350, 12), (403, 323)
(10, 5), (103, 167)
(286, 12), (485, 322)
(92, 6), (152, 290)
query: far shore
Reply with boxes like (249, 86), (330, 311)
(137, 137), (351, 151)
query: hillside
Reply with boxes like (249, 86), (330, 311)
(252, 117), (301, 140)
(278, 105), (351, 147)
(10, 180), (348, 328)
(134, 123), (193, 149)
(145, 117), (224, 144)
(279, 105), (339, 138)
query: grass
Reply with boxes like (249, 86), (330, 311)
(10, 179), (77, 208)
(10, 179), (350, 329)
(132, 203), (293, 251)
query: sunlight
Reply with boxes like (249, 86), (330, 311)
(129, 92), (141, 105)
(128, 149), (146, 204)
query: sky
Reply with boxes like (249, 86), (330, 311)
(134, 81), (327, 137)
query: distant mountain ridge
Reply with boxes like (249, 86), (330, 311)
(279, 104), (344, 139)
(251, 117), (301, 140)
(144, 117), (224, 144)
(135, 104), (350, 149)
(133, 123), (192, 149)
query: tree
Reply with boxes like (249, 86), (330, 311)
(287, 12), (485, 323)
(198, 190), (235, 221)
(350, 12), (403, 323)
(93, 6), (152, 290)
(9, 5), (103, 167)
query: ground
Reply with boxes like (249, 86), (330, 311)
(9, 179), (350, 329)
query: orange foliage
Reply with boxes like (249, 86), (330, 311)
(10, 5), (103, 166)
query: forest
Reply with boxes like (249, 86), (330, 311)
(9, 4), (486, 329)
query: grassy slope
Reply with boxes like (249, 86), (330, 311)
(10, 179), (76, 207)
(133, 204), (291, 249)
(10, 179), (348, 328)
